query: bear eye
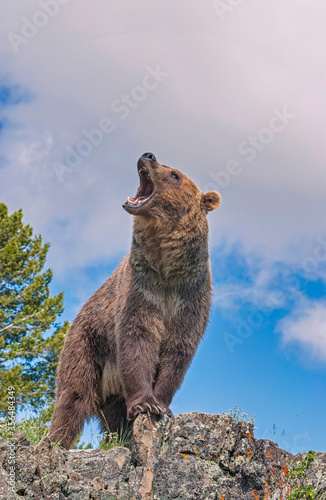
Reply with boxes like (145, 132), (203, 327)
(170, 171), (179, 180)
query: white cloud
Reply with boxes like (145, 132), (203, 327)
(0, 0), (325, 278)
(276, 301), (326, 362)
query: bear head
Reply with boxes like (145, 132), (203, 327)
(123, 153), (221, 222)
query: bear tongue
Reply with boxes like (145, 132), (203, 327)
(125, 173), (154, 207)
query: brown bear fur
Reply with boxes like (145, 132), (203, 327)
(48, 154), (220, 449)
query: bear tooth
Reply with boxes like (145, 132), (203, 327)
(127, 196), (138, 205)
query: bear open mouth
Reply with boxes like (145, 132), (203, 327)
(124, 169), (155, 208)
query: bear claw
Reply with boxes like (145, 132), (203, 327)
(128, 400), (171, 419)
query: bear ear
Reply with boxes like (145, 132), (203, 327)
(201, 191), (221, 213)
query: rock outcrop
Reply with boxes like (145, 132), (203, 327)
(0, 412), (325, 499)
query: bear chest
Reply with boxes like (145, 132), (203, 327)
(141, 286), (184, 321)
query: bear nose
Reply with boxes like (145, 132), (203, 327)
(141, 152), (156, 161)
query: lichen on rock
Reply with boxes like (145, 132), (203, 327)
(0, 412), (325, 499)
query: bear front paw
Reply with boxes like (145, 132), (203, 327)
(127, 398), (171, 420)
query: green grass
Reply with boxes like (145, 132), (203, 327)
(287, 451), (317, 499)
(98, 410), (132, 451)
(0, 416), (47, 445)
(0, 412), (132, 450)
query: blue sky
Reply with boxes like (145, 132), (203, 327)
(1, 0), (325, 454)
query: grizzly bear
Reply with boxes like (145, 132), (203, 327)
(48, 153), (220, 449)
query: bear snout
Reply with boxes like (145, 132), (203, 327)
(141, 152), (156, 161)
(137, 153), (158, 172)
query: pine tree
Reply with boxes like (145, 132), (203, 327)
(0, 202), (68, 421)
